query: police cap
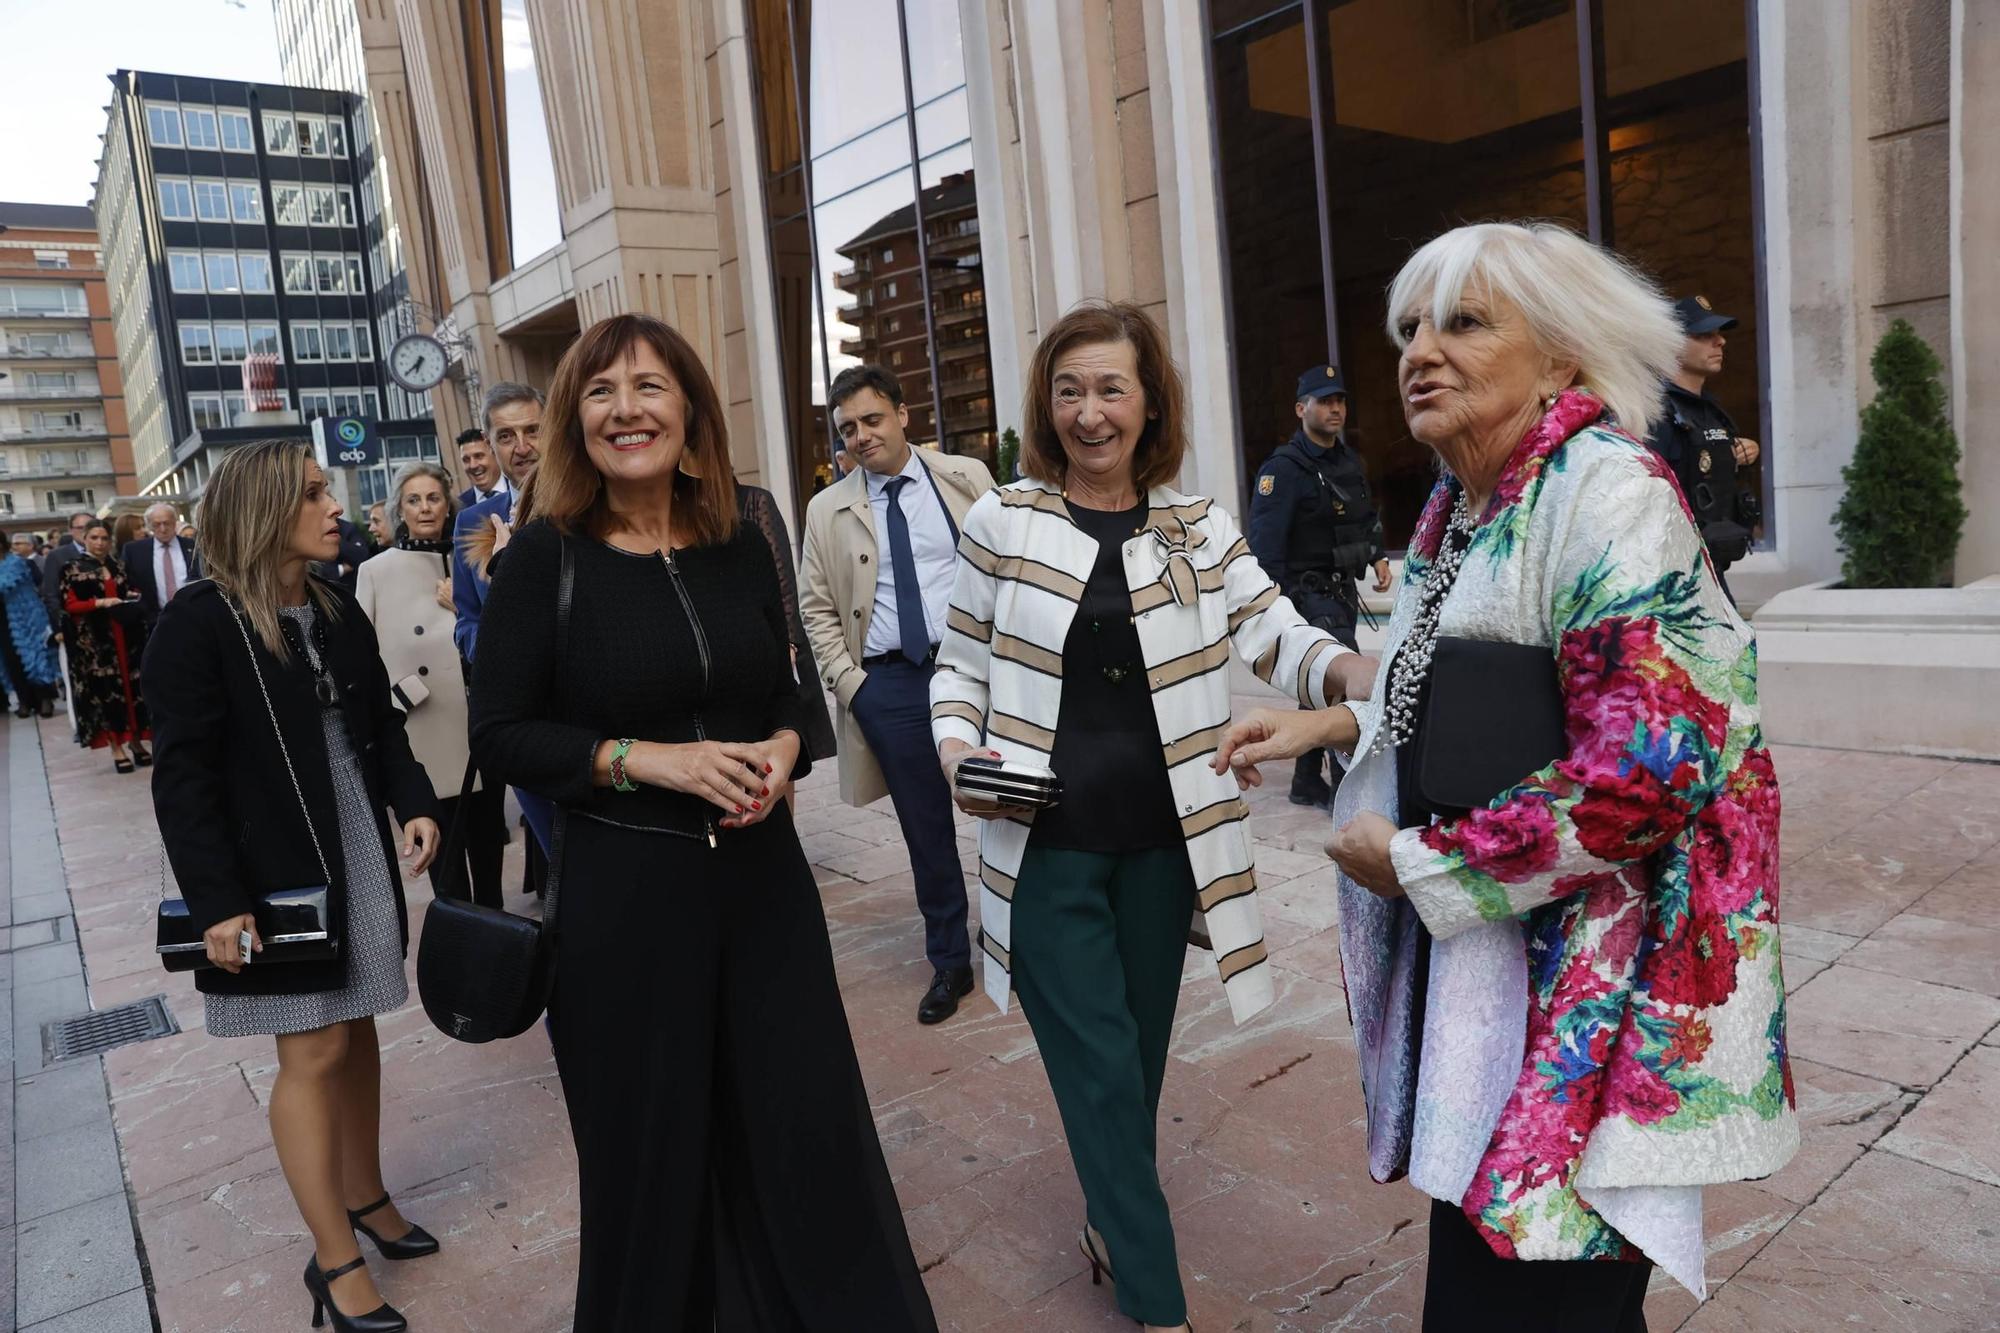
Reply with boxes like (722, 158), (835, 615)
(1673, 295), (1738, 335)
(1295, 364), (1346, 401)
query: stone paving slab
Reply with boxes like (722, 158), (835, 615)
(21, 705), (2000, 1330)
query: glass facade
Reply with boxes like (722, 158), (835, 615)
(1209, 0), (1762, 547)
(748, 0), (998, 516)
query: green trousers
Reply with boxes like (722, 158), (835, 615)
(1011, 843), (1198, 1326)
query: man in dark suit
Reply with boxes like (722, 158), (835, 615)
(121, 502), (202, 630)
(455, 426), (510, 508)
(40, 510), (94, 637)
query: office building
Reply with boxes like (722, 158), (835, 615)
(0, 202), (133, 531)
(94, 69), (436, 503)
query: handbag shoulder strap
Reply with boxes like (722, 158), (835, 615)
(535, 536), (575, 941)
(225, 600), (335, 891)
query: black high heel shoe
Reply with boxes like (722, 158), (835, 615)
(348, 1195), (440, 1260)
(131, 744), (152, 767)
(1081, 1224), (1115, 1286)
(303, 1255), (406, 1332)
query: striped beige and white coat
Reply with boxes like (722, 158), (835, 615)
(929, 478), (1349, 1025)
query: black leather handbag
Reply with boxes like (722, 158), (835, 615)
(155, 602), (339, 972)
(414, 538), (570, 1043)
(1413, 636), (1566, 814)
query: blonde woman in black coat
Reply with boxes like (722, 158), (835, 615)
(145, 441), (442, 1333)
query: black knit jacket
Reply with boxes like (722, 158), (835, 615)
(469, 518), (810, 841)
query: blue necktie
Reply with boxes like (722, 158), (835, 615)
(884, 477), (932, 664)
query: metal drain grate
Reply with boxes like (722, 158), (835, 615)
(43, 995), (180, 1062)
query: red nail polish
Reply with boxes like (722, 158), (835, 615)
(751, 800), (762, 811)
(734, 805), (743, 814)
(764, 764), (773, 775)
(760, 786), (770, 797)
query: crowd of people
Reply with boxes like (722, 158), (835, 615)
(103, 219), (1795, 1333)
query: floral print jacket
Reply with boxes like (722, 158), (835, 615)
(1335, 391), (1797, 1278)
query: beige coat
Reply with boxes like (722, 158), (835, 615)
(799, 449), (995, 806)
(354, 547), (477, 799)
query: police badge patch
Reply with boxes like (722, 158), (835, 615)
(1258, 474), (1275, 496)
(1698, 448), (1714, 474)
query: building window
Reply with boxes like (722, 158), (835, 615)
(168, 251), (205, 292)
(145, 102), (183, 147)
(332, 389), (367, 418)
(192, 179), (230, 222)
(883, 280), (898, 299)
(325, 323), (355, 361)
(880, 247), (894, 263)
(263, 113), (296, 154)
(336, 187), (356, 227)
(291, 322), (324, 362)
(214, 323), (249, 364)
(203, 251), (239, 293)
(298, 116), (330, 157)
(306, 186), (338, 226)
(178, 322), (215, 365)
(248, 322), (281, 359)
(188, 394), (226, 431)
(313, 255), (345, 293)
(223, 392), (249, 425)
(272, 184), (305, 225)
(1205, 0), (1764, 544)
(299, 389), (333, 420)
(157, 178), (195, 220)
(327, 119), (347, 157)
(352, 324), (371, 360)
(183, 107), (220, 150)
(238, 252), (273, 293)
(219, 109), (254, 152)
(228, 182), (263, 223)
(33, 250), (69, 270)
(281, 253), (314, 294)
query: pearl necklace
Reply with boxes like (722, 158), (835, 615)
(1372, 489), (1475, 756)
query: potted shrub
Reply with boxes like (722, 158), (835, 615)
(1832, 319), (1966, 588)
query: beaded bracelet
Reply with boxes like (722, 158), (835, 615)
(609, 737), (638, 792)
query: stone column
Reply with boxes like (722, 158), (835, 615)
(1735, 0), (1863, 606)
(525, 0), (729, 373)
(1951, 0), (1999, 580)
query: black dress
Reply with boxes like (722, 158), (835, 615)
(471, 518), (936, 1332)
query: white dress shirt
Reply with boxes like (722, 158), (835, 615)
(151, 537), (189, 602)
(862, 451), (957, 658)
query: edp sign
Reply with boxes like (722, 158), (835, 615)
(311, 415), (381, 470)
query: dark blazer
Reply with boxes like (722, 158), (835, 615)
(39, 538), (82, 628)
(142, 579), (439, 996)
(450, 489), (512, 662)
(120, 536), (201, 628)
(311, 518), (371, 591)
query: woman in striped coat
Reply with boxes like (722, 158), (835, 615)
(930, 302), (1374, 1332)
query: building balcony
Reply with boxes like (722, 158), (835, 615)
(0, 425), (109, 444)
(934, 302), (983, 328)
(0, 306), (90, 320)
(938, 339), (985, 363)
(0, 386), (100, 402)
(833, 266), (865, 293)
(0, 345), (92, 360)
(928, 265), (977, 293)
(926, 228), (980, 257)
(0, 464), (113, 483)
(838, 336), (871, 358)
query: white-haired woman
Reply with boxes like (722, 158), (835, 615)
(356, 461), (507, 907)
(1217, 223), (1795, 1329)
(144, 441), (443, 1333)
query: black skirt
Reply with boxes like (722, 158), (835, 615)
(548, 805), (937, 1332)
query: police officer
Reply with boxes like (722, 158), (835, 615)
(1648, 296), (1762, 604)
(1247, 364), (1389, 808)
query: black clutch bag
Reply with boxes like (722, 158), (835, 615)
(415, 537), (572, 1043)
(1413, 637), (1565, 814)
(155, 600), (339, 972)
(156, 887), (337, 972)
(953, 756), (1062, 809)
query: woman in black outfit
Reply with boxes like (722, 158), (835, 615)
(145, 441), (442, 1333)
(471, 313), (935, 1331)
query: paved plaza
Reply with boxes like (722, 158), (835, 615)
(3, 696), (1998, 1331)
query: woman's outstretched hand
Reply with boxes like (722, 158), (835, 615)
(1212, 706), (1360, 790)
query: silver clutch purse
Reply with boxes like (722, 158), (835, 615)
(953, 756), (1062, 809)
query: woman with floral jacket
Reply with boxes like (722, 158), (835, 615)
(1217, 222), (1795, 1330)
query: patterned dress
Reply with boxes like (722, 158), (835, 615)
(0, 553), (59, 703)
(58, 556), (150, 748)
(205, 604), (409, 1038)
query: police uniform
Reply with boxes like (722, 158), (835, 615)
(1647, 297), (1754, 601)
(1246, 365), (1385, 805)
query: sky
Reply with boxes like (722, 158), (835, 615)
(0, 0), (284, 207)
(0, 0), (562, 260)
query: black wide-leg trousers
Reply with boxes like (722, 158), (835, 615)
(548, 807), (937, 1332)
